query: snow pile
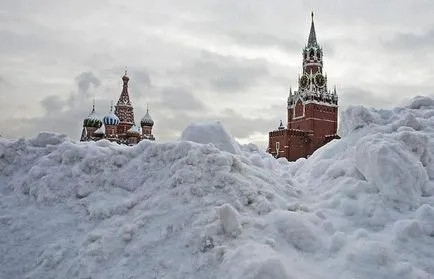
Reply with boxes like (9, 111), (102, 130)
(1, 96), (434, 279)
(180, 121), (241, 154)
(0, 131), (297, 279)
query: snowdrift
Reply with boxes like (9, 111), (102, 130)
(180, 121), (241, 155)
(1, 96), (434, 279)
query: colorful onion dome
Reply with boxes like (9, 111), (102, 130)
(103, 101), (120, 126)
(83, 101), (102, 128)
(140, 105), (154, 127)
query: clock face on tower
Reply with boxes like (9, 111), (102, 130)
(300, 75), (309, 89)
(314, 73), (325, 87)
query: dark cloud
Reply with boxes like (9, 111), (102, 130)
(0, 70), (107, 139)
(40, 95), (65, 114)
(74, 72), (101, 98)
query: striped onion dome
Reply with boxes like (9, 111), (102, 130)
(83, 102), (102, 128)
(127, 123), (140, 136)
(103, 102), (120, 126)
(140, 106), (154, 127)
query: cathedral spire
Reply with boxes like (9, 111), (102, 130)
(115, 70), (135, 125)
(117, 70), (132, 107)
(92, 99), (96, 113)
(307, 12), (318, 47)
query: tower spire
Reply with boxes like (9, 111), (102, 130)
(307, 11), (318, 47)
(115, 69), (135, 125)
(118, 70), (132, 105)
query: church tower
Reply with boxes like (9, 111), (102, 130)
(268, 13), (339, 161)
(115, 71), (135, 135)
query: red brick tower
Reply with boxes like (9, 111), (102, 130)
(268, 12), (339, 161)
(115, 71), (135, 135)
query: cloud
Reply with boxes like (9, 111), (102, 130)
(227, 31), (302, 52)
(158, 87), (206, 111)
(336, 85), (434, 110)
(74, 72), (101, 98)
(213, 108), (277, 139)
(174, 51), (270, 93)
(40, 95), (65, 114)
(131, 69), (152, 88)
(383, 28), (434, 50)
(339, 86), (393, 108)
(0, 70), (105, 139)
(0, 30), (53, 54)
(128, 69), (153, 101)
(0, 75), (5, 83)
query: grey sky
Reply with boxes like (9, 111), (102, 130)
(0, 0), (433, 149)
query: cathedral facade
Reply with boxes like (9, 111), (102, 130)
(80, 72), (155, 145)
(268, 13), (339, 161)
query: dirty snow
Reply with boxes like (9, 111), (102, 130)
(1, 96), (434, 279)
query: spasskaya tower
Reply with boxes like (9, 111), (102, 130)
(267, 12), (339, 161)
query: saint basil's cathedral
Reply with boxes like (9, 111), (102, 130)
(80, 71), (155, 145)
(267, 13), (339, 161)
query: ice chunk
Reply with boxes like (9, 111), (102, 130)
(218, 203), (242, 235)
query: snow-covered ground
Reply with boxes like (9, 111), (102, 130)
(1, 96), (434, 279)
